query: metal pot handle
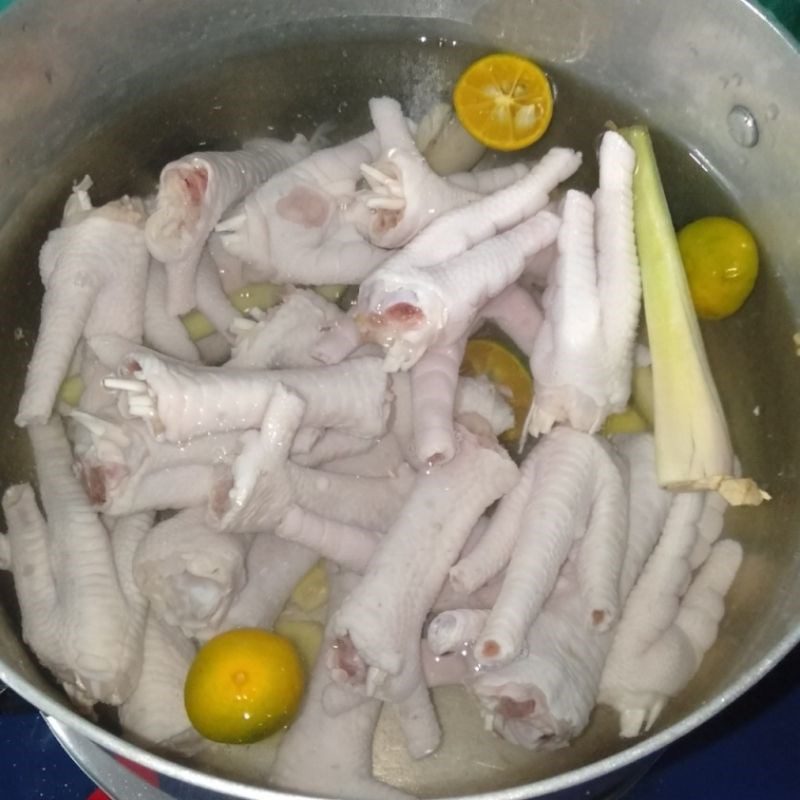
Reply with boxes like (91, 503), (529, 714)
(44, 715), (178, 800)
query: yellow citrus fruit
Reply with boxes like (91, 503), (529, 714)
(460, 338), (533, 443)
(453, 53), (554, 151)
(184, 628), (305, 744)
(677, 216), (759, 320)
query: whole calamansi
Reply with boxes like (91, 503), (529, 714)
(678, 216), (759, 320)
(184, 628), (305, 744)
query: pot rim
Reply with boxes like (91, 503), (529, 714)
(0, 0), (798, 798)
(2, 627), (798, 799)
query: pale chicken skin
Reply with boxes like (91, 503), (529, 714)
(16, 183), (149, 428)
(327, 422), (519, 757)
(145, 135), (312, 315)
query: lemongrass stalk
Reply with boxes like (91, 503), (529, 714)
(621, 126), (767, 506)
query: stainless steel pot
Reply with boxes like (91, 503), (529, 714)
(0, 1), (798, 798)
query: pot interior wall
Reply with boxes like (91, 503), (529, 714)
(0, 1), (798, 798)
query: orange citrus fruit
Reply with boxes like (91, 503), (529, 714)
(460, 337), (533, 443)
(184, 628), (305, 744)
(677, 216), (759, 320)
(453, 53), (554, 151)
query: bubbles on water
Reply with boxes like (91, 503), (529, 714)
(727, 105), (759, 148)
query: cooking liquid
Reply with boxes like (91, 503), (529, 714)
(0, 19), (794, 799)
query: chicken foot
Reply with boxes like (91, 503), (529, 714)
(454, 427), (628, 667)
(103, 349), (390, 441)
(599, 492), (743, 737)
(145, 135), (311, 315)
(17, 185), (149, 427)
(271, 568), (411, 799)
(2, 418), (152, 706)
(358, 210), (560, 372)
(327, 422), (518, 757)
(527, 132), (640, 435)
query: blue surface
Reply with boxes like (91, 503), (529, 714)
(1, 644), (798, 799)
